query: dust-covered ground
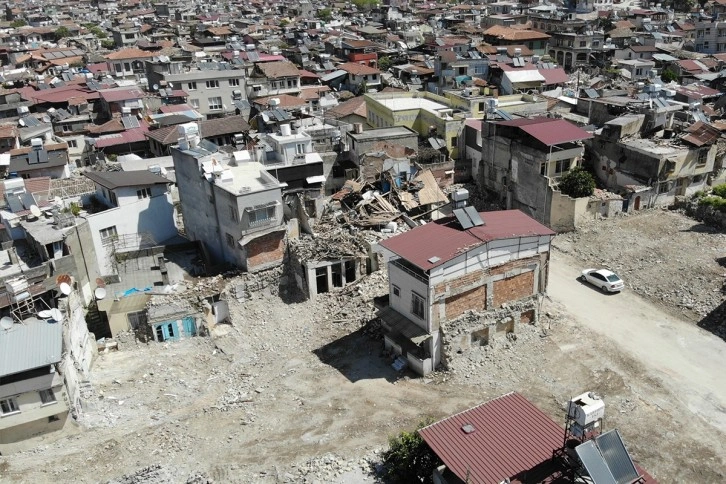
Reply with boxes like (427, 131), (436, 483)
(1, 209), (725, 484)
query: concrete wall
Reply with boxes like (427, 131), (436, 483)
(162, 71), (247, 118)
(549, 189), (590, 232)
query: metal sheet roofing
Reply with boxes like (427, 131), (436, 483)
(378, 210), (554, 271)
(0, 319), (63, 377)
(84, 170), (169, 189)
(418, 392), (565, 484)
(498, 117), (593, 146)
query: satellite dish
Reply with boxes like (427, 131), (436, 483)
(30, 205), (41, 218)
(42, 115), (51, 123)
(0, 316), (12, 329)
(54, 196), (62, 206)
(18, 119), (25, 127)
(56, 274), (72, 286)
(95, 287), (107, 300)
(167, 82), (173, 89)
(50, 308), (63, 322)
(152, 83), (159, 91)
(38, 309), (52, 319)
(59, 282), (71, 295)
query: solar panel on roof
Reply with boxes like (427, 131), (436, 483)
(495, 109), (513, 120)
(464, 206), (484, 227)
(584, 88), (599, 98)
(273, 109), (290, 121)
(299, 46), (309, 53)
(122, 116), (140, 129)
(20, 116), (39, 127)
(20, 192), (36, 209)
(7, 195), (23, 212)
(247, 51), (260, 62)
(497, 54), (508, 63)
(199, 139), (218, 152)
(469, 51), (480, 59)
(37, 83), (49, 90)
(453, 208), (474, 229)
(576, 441), (617, 484)
(595, 430), (641, 484)
(424, 60), (434, 69)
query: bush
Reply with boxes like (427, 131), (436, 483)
(381, 418), (442, 484)
(699, 196), (726, 212)
(69, 202), (81, 216)
(712, 183), (726, 198)
(558, 167), (596, 198)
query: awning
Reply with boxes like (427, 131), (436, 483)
(237, 224), (286, 248)
(455, 75), (472, 83)
(378, 306), (431, 345)
(305, 175), (326, 184)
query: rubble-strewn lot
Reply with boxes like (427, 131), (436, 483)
(554, 208), (726, 338)
(2, 210), (725, 483)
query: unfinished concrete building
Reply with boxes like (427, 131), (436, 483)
(377, 208), (554, 376)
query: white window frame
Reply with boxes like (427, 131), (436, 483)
(100, 225), (118, 240)
(190, 98), (200, 109)
(206, 80), (219, 89)
(0, 397), (19, 415)
(187, 81), (197, 90)
(39, 389), (56, 405)
(229, 78), (240, 87)
(136, 187), (151, 199)
(208, 96), (222, 110)
(247, 205), (276, 227)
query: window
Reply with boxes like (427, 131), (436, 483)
(39, 389), (56, 405)
(124, 62), (131, 72)
(0, 397), (19, 415)
(229, 78), (240, 87)
(226, 233), (235, 248)
(127, 310), (146, 329)
(592, 40), (600, 47)
(190, 98), (200, 109)
(228, 204), (238, 221)
(286, 79), (296, 88)
(206, 80), (219, 89)
(392, 285), (400, 297)
(697, 149), (708, 166)
(658, 182), (671, 194)
(187, 82), (197, 90)
(99, 225), (117, 240)
(62, 124), (72, 132)
(137, 187), (151, 199)
(555, 159), (571, 174)
(248, 205), (276, 226)
(579, 40), (586, 47)
(411, 292), (425, 319)
(295, 143), (306, 155)
(68, 139), (78, 148)
(208, 96), (223, 110)
(253, 85), (262, 92)
(451, 136), (458, 146)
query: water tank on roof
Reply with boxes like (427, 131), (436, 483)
(269, 98), (280, 107)
(567, 392), (605, 427)
(177, 122), (199, 137)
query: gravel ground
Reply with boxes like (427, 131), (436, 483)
(553, 208), (726, 338)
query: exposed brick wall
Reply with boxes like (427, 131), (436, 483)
(492, 271), (534, 308)
(434, 268), (486, 298)
(445, 285), (486, 320)
(246, 231), (285, 272)
(489, 255), (539, 275)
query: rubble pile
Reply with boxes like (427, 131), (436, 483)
(554, 209), (726, 336)
(285, 452), (379, 483)
(105, 465), (211, 484)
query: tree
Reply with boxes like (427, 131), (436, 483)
(352, 0), (379, 10)
(317, 8), (333, 22)
(558, 167), (596, 198)
(381, 419), (442, 484)
(101, 39), (115, 50)
(660, 67), (678, 83)
(378, 56), (393, 72)
(10, 19), (27, 28)
(54, 26), (72, 40)
(279, 19), (290, 27)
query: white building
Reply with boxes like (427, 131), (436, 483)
(83, 170), (177, 276)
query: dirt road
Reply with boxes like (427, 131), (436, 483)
(548, 249), (726, 434)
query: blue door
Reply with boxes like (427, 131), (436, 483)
(182, 317), (196, 337)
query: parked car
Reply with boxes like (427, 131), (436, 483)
(580, 268), (625, 293)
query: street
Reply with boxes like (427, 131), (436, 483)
(548, 249), (726, 434)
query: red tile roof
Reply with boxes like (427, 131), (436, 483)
(539, 67), (569, 85)
(419, 392), (565, 484)
(378, 210), (555, 271)
(99, 88), (145, 102)
(497, 117), (592, 146)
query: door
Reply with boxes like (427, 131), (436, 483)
(634, 196), (641, 210)
(182, 317), (196, 337)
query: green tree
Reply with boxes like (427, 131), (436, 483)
(660, 67), (678, 83)
(381, 419), (442, 484)
(558, 166), (596, 198)
(352, 0), (379, 10)
(54, 26), (72, 40)
(279, 19), (289, 27)
(10, 19), (27, 28)
(378, 56), (393, 71)
(317, 8), (333, 22)
(101, 39), (115, 49)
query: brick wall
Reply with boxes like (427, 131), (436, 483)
(445, 285), (486, 320)
(434, 268), (486, 297)
(492, 271), (534, 308)
(246, 231), (285, 272)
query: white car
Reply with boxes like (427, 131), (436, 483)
(580, 268), (625, 293)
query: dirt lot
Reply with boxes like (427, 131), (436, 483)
(1, 209), (725, 484)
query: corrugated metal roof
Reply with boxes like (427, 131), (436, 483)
(682, 121), (721, 147)
(498, 117), (593, 146)
(378, 210), (554, 271)
(418, 392), (565, 484)
(0, 320), (63, 377)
